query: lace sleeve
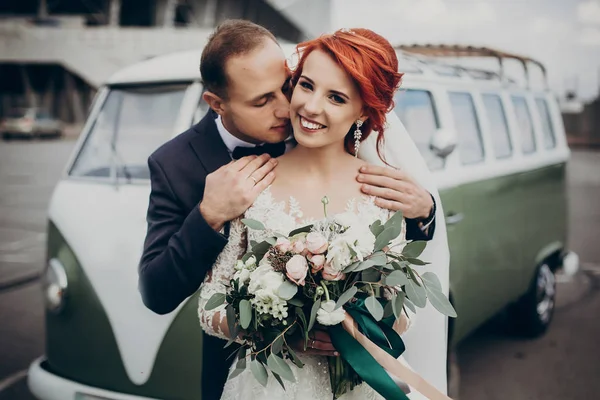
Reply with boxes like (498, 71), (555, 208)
(197, 219), (247, 342)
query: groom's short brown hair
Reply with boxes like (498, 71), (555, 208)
(200, 19), (278, 99)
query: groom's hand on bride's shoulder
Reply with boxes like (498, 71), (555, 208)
(356, 164), (434, 220)
(291, 329), (339, 357)
(199, 154), (278, 231)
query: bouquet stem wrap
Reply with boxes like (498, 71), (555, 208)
(330, 294), (452, 400)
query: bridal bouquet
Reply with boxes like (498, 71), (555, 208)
(204, 197), (456, 399)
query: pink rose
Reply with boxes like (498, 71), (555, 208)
(285, 255), (309, 286)
(306, 232), (328, 254)
(275, 237), (292, 253)
(322, 263), (345, 281)
(308, 254), (325, 273)
(291, 238), (307, 254)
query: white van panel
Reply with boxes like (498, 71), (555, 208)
(48, 180), (184, 385)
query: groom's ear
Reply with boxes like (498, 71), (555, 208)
(203, 91), (226, 116)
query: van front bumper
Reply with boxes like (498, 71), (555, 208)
(27, 357), (159, 400)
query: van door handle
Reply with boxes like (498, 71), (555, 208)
(446, 212), (464, 225)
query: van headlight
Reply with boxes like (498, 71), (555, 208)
(43, 258), (69, 313)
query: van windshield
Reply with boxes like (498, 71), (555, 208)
(69, 83), (188, 180)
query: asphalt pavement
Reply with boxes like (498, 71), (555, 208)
(0, 138), (599, 400)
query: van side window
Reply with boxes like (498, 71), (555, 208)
(511, 96), (537, 154)
(393, 89), (443, 170)
(192, 95), (210, 125)
(448, 92), (485, 165)
(535, 98), (557, 149)
(70, 84), (187, 180)
(482, 94), (512, 159)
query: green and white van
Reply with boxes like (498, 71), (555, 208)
(27, 43), (579, 399)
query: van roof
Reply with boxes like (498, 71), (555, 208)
(105, 42), (536, 92)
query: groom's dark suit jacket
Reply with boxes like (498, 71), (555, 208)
(138, 110), (436, 400)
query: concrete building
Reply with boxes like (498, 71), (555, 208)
(0, 0), (332, 124)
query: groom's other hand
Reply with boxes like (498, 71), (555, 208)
(200, 154), (278, 231)
(356, 165), (433, 219)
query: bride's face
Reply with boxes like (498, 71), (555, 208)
(290, 50), (365, 151)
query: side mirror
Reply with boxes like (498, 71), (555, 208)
(429, 128), (457, 159)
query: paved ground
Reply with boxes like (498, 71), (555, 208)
(0, 137), (598, 399)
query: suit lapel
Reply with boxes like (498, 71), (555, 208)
(188, 110), (232, 175)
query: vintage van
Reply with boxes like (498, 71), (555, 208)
(27, 42), (579, 399)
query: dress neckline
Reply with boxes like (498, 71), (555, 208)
(251, 185), (377, 228)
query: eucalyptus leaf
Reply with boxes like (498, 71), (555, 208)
(404, 297), (416, 313)
(353, 252), (386, 272)
(204, 293), (226, 311)
(348, 244), (358, 259)
(382, 263), (395, 270)
(239, 299), (252, 329)
(335, 286), (357, 310)
(370, 220), (384, 237)
(242, 218), (266, 230)
(391, 260), (409, 270)
(421, 271), (443, 290)
(405, 278), (427, 308)
(392, 292), (406, 320)
(226, 305), (236, 337)
(225, 325), (241, 348)
(265, 237), (277, 246)
(365, 295), (384, 321)
(267, 353), (296, 382)
(229, 348), (247, 379)
(425, 286), (457, 318)
(374, 226), (402, 252)
(383, 299), (394, 318)
(288, 298), (304, 307)
(308, 298), (321, 332)
(288, 224), (313, 237)
(402, 240), (427, 258)
(272, 372), (286, 390)
(406, 257), (429, 266)
(362, 268), (381, 283)
(252, 240), (272, 259)
(406, 267), (422, 287)
(272, 335), (284, 355)
(383, 210), (404, 231)
(250, 360), (268, 387)
(385, 270), (409, 287)
(278, 281), (298, 300)
(342, 261), (361, 273)
(287, 346), (305, 368)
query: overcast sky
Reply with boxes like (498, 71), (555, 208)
(332, 0), (600, 101)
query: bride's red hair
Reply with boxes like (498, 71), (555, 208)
(291, 28), (403, 157)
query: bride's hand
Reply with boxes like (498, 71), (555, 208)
(290, 329), (339, 357)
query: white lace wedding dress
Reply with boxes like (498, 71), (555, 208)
(197, 186), (415, 400)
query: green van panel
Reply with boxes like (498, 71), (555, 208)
(45, 221), (206, 399)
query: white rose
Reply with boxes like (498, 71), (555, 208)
(244, 255), (257, 268)
(316, 300), (347, 326)
(234, 268), (251, 285)
(345, 226), (375, 260)
(326, 236), (354, 273)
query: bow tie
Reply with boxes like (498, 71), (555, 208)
(232, 142), (286, 160)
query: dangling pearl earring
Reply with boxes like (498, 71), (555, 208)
(354, 120), (363, 157)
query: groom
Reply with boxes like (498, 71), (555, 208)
(139, 19), (437, 400)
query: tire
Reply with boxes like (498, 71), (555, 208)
(509, 262), (556, 338)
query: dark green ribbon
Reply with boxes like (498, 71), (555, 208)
(329, 293), (409, 400)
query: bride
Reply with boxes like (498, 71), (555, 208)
(198, 28), (449, 400)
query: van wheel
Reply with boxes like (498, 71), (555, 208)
(509, 262), (556, 338)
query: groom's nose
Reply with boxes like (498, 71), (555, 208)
(274, 91), (290, 119)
